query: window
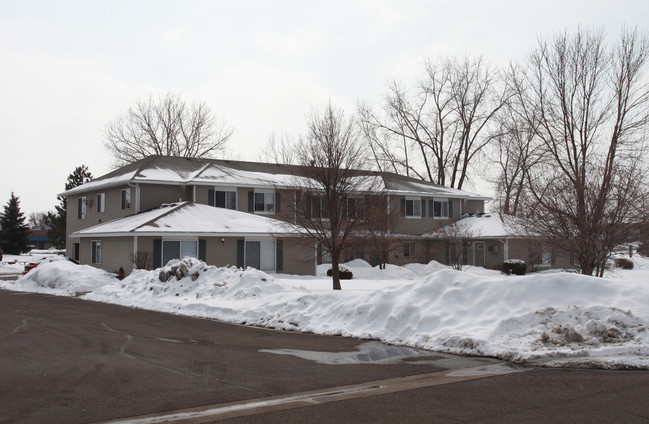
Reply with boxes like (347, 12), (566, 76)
(254, 191), (275, 213)
(209, 189), (236, 210)
(77, 197), (87, 219)
(310, 196), (329, 219)
(97, 193), (105, 213)
(404, 198), (422, 218)
(404, 241), (416, 257)
(245, 240), (275, 271)
(91, 240), (101, 264)
(162, 240), (198, 265)
(433, 199), (450, 218)
(121, 189), (131, 210)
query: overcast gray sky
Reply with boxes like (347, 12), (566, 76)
(1, 0), (647, 215)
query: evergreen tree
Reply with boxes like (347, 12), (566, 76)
(0, 192), (30, 254)
(45, 165), (93, 249)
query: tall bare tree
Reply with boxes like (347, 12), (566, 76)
(356, 194), (404, 270)
(286, 103), (373, 290)
(257, 132), (297, 164)
(359, 55), (508, 189)
(104, 92), (233, 168)
(490, 89), (543, 216)
(512, 27), (649, 276)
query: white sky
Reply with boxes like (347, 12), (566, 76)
(1, 0), (647, 215)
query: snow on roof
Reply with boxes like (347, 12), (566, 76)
(71, 202), (301, 237)
(62, 156), (490, 200)
(423, 213), (527, 239)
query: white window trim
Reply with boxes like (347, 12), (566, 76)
(78, 197), (87, 220)
(121, 188), (131, 210)
(254, 190), (275, 214)
(97, 193), (106, 213)
(213, 186), (237, 210)
(405, 197), (422, 219)
(433, 198), (450, 219)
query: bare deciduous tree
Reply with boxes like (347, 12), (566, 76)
(286, 103), (373, 290)
(356, 195), (404, 270)
(104, 92), (233, 168)
(359, 55), (508, 189)
(490, 90), (543, 216)
(511, 27), (649, 276)
(257, 132), (297, 164)
(430, 221), (477, 271)
(28, 212), (48, 230)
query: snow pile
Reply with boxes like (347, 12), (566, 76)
(2, 256), (649, 369)
(13, 258), (116, 295)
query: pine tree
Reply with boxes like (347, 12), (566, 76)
(0, 192), (30, 254)
(45, 165), (93, 249)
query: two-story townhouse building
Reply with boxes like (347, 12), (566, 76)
(63, 156), (490, 275)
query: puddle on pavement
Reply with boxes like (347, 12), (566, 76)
(260, 341), (499, 368)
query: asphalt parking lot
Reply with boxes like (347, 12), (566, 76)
(1, 288), (648, 424)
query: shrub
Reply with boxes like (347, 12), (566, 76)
(614, 258), (634, 270)
(502, 259), (527, 275)
(327, 266), (353, 279)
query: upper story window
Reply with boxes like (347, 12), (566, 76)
(121, 189), (131, 210)
(208, 188), (236, 210)
(310, 196), (329, 219)
(77, 197), (87, 219)
(254, 191), (275, 213)
(96, 193), (106, 213)
(403, 197), (423, 218)
(432, 199), (450, 218)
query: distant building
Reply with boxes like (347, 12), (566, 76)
(28, 229), (51, 250)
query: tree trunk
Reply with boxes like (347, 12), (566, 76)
(331, 256), (342, 290)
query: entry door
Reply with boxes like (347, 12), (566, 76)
(245, 241), (261, 269)
(73, 243), (80, 261)
(474, 242), (485, 267)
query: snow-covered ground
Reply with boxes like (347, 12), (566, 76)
(2, 255), (649, 369)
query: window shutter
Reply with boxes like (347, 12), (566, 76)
(275, 192), (281, 213)
(448, 200), (453, 218)
(276, 239), (283, 272)
(198, 239), (206, 261)
(237, 239), (245, 268)
(400, 198), (405, 216)
(248, 191), (254, 212)
(153, 239), (162, 269)
(208, 189), (215, 206)
(428, 200), (434, 217)
(421, 199), (426, 217)
(78, 198), (83, 219)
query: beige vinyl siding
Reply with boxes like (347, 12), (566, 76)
(66, 186), (138, 235)
(80, 237), (134, 274)
(465, 199), (485, 215)
(138, 184), (191, 212)
(204, 237), (238, 267)
(280, 238), (315, 275)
